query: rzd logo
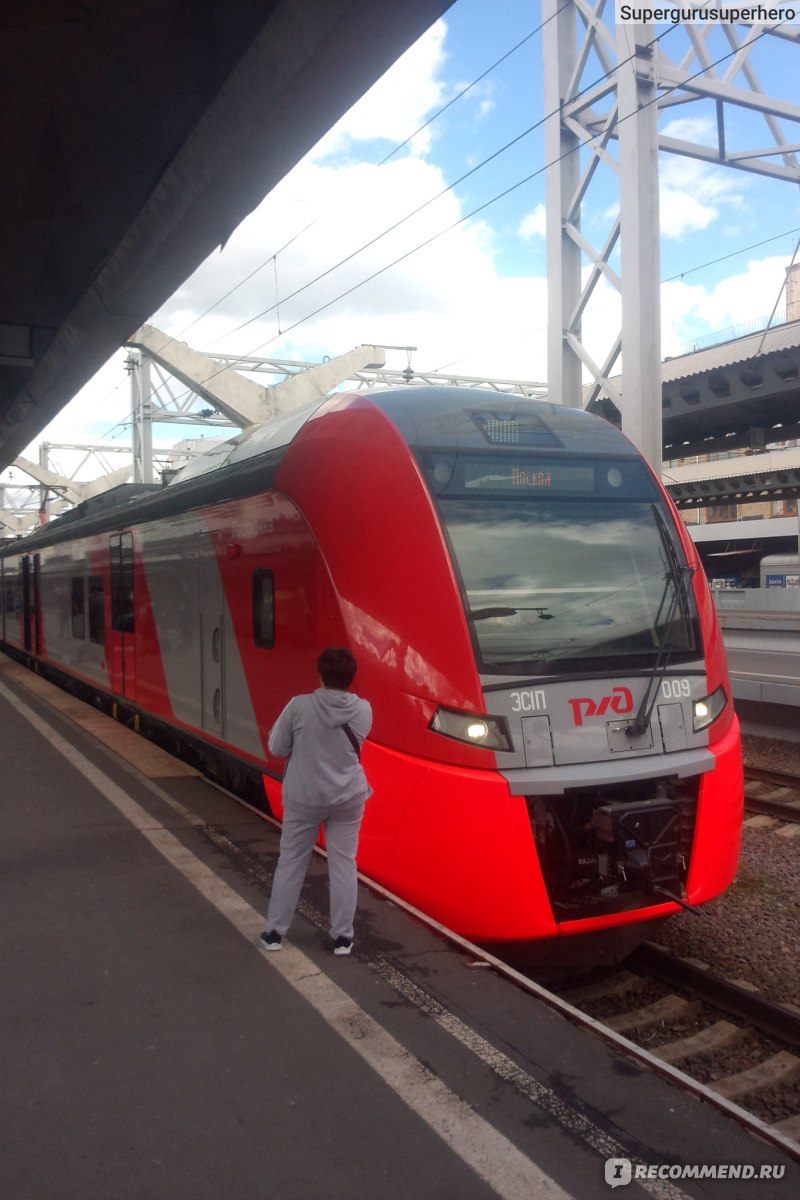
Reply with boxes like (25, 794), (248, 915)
(568, 686), (633, 727)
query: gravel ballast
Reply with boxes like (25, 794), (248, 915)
(653, 734), (800, 1007)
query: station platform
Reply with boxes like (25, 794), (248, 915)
(719, 608), (800, 710)
(1, 654), (797, 1200)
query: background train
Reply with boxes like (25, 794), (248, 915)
(760, 554), (800, 589)
(0, 387), (743, 962)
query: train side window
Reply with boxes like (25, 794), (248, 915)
(88, 575), (105, 644)
(253, 570), (275, 648)
(71, 577), (86, 640)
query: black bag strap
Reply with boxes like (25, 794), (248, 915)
(342, 722), (362, 760)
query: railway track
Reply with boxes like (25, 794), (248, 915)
(553, 941), (800, 1154)
(743, 765), (800, 824)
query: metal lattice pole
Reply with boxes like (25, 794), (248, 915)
(543, 3), (800, 472)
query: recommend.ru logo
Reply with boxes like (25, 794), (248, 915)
(604, 1157), (786, 1186)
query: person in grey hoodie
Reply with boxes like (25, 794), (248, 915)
(260, 646), (372, 956)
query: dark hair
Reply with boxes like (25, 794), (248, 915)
(318, 646), (357, 690)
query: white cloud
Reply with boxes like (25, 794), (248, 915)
(311, 21), (449, 158)
(563, 255), (792, 373)
(701, 256), (790, 326)
(454, 78), (496, 123)
(518, 203), (546, 240)
(660, 254), (794, 361)
(161, 154), (495, 343)
(154, 34), (549, 386)
(660, 115), (717, 147)
(661, 278), (712, 357)
(658, 154), (747, 239)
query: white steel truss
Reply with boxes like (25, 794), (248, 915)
(4, 442), (173, 531)
(126, 342), (547, 481)
(543, 4), (800, 471)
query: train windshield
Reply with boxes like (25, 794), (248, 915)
(420, 452), (698, 674)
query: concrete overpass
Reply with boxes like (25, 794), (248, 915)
(0, 0), (454, 473)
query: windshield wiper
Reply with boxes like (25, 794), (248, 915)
(627, 506), (695, 738)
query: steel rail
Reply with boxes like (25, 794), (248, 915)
(743, 766), (800, 822)
(632, 942), (800, 1049)
(745, 765), (800, 791)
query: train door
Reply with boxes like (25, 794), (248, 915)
(1, 557), (24, 648)
(31, 554), (41, 654)
(21, 555), (41, 654)
(198, 539), (225, 739)
(21, 557), (30, 650)
(109, 533), (136, 698)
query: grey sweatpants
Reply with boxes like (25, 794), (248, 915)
(266, 799), (366, 941)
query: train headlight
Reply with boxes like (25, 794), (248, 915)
(430, 707), (513, 751)
(692, 685), (728, 732)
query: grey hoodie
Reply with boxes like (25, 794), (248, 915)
(268, 687), (372, 810)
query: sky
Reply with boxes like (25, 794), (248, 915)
(5, 1), (800, 489)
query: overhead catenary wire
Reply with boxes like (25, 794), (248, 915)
(752, 228), (800, 358)
(161, 15), (564, 350)
(130, 20), (787, 425)
(430, 226), (798, 377)
(254, 27), (797, 364)
(223, 23), (775, 369)
(213, 24), (679, 348)
(662, 226), (800, 284)
(145, 18), (682, 406)
(113, 7), (572, 425)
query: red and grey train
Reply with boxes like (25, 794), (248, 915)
(0, 387), (743, 960)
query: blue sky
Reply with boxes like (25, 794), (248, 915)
(8, 1), (800, 477)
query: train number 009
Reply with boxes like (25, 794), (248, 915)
(661, 678), (691, 699)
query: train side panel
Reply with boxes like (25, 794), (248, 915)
(194, 491), (347, 770)
(135, 515), (204, 730)
(34, 539), (106, 686)
(137, 504), (289, 763)
(685, 722), (743, 902)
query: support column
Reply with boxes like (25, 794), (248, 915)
(616, 24), (662, 472)
(543, 0), (583, 409)
(131, 351), (154, 484)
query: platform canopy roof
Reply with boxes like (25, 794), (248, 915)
(661, 320), (800, 461)
(582, 318), (800, 499)
(0, 0), (454, 472)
